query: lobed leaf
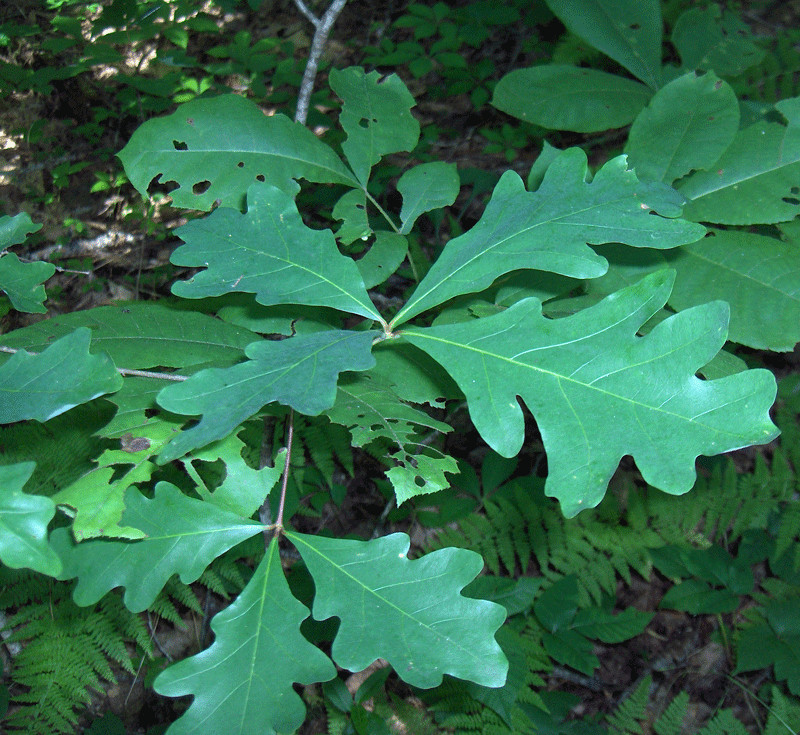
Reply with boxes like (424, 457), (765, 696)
(52, 483), (263, 612)
(155, 541), (335, 734)
(625, 71), (740, 184)
(170, 181), (383, 322)
(402, 270), (778, 516)
(0, 253), (54, 314)
(330, 67), (419, 186)
(0, 328), (123, 424)
(0, 462), (62, 576)
(287, 531), (508, 688)
(397, 161), (460, 234)
(118, 93), (357, 210)
(156, 329), (376, 463)
(678, 98), (800, 224)
(392, 149), (705, 327)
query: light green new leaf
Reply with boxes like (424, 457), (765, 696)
(672, 5), (764, 77)
(678, 99), (800, 224)
(287, 531), (508, 688)
(325, 371), (457, 503)
(118, 93), (357, 210)
(492, 66), (652, 133)
(53, 420), (175, 540)
(157, 329), (376, 463)
(52, 483), (263, 612)
(545, 0), (663, 89)
(664, 229), (800, 351)
(0, 328), (123, 424)
(355, 231), (408, 288)
(397, 162), (460, 234)
(0, 302), (257, 369)
(625, 72), (739, 184)
(402, 270), (778, 517)
(0, 253), (54, 314)
(330, 67), (419, 186)
(392, 149), (705, 327)
(170, 182), (382, 322)
(155, 541), (335, 735)
(0, 212), (42, 247)
(0, 462), (61, 576)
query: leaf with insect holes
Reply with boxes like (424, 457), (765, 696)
(330, 67), (420, 186)
(402, 270), (778, 517)
(170, 181), (383, 322)
(154, 541), (335, 734)
(0, 462), (61, 576)
(118, 93), (358, 210)
(287, 530), (508, 688)
(51, 483), (264, 612)
(391, 149), (705, 327)
(0, 328), (123, 424)
(156, 329), (376, 463)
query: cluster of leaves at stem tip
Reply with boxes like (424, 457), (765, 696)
(4, 0), (800, 729)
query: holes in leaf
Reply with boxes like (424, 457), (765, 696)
(629, 22), (640, 30)
(237, 161), (245, 168)
(193, 180), (211, 195)
(256, 174), (265, 182)
(173, 140), (188, 150)
(358, 117), (378, 128)
(414, 476), (426, 487)
(782, 197), (800, 205)
(792, 187), (800, 194)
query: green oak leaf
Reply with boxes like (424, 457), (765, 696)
(355, 231), (408, 289)
(154, 541), (335, 734)
(678, 98), (800, 225)
(0, 253), (54, 314)
(0, 212), (42, 247)
(118, 93), (357, 210)
(0, 302), (257, 369)
(545, 0), (663, 89)
(156, 329), (376, 463)
(625, 71), (740, 184)
(402, 270), (778, 517)
(492, 65), (653, 133)
(332, 188), (371, 245)
(170, 181), (382, 322)
(52, 483), (263, 612)
(392, 149), (705, 327)
(0, 462), (61, 576)
(53, 420), (175, 541)
(397, 161), (460, 234)
(664, 229), (800, 351)
(330, 67), (419, 186)
(0, 328), (123, 424)
(325, 371), (457, 503)
(287, 531), (508, 688)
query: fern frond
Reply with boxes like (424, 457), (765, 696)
(653, 690), (688, 735)
(697, 708), (749, 735)
(764, 686), (800, 735)
(606, 676), (651, 735)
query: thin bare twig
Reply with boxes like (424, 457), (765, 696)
(293, 0), (348, 125)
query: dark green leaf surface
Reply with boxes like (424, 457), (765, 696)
(392, 150), (705, 326)
(678, 99), (800, 224)
(287, 531), (508, 688)
(157, 329), (376, 462)
(0, 328), (123, 424)
(0, 253), (54, 314)
(154, 541), (335, 734)
(170, 182), (382, 322)
(625, 72), (739, 184)
(492, 66), (652, 133)
(665, 229), (800, 351)
(403, 271), (778, 516)
(0, 462), (61, 576)
(545, 0), (663, 88)
(0, 212), (42, 247)
(52, 483), (263, 611)
(118, 93), (357, 210)
(397, 161), (460, 234)
(355, 231), (408, 289)
(330, 67), (419, 186)
(0, 302), (257, 369)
